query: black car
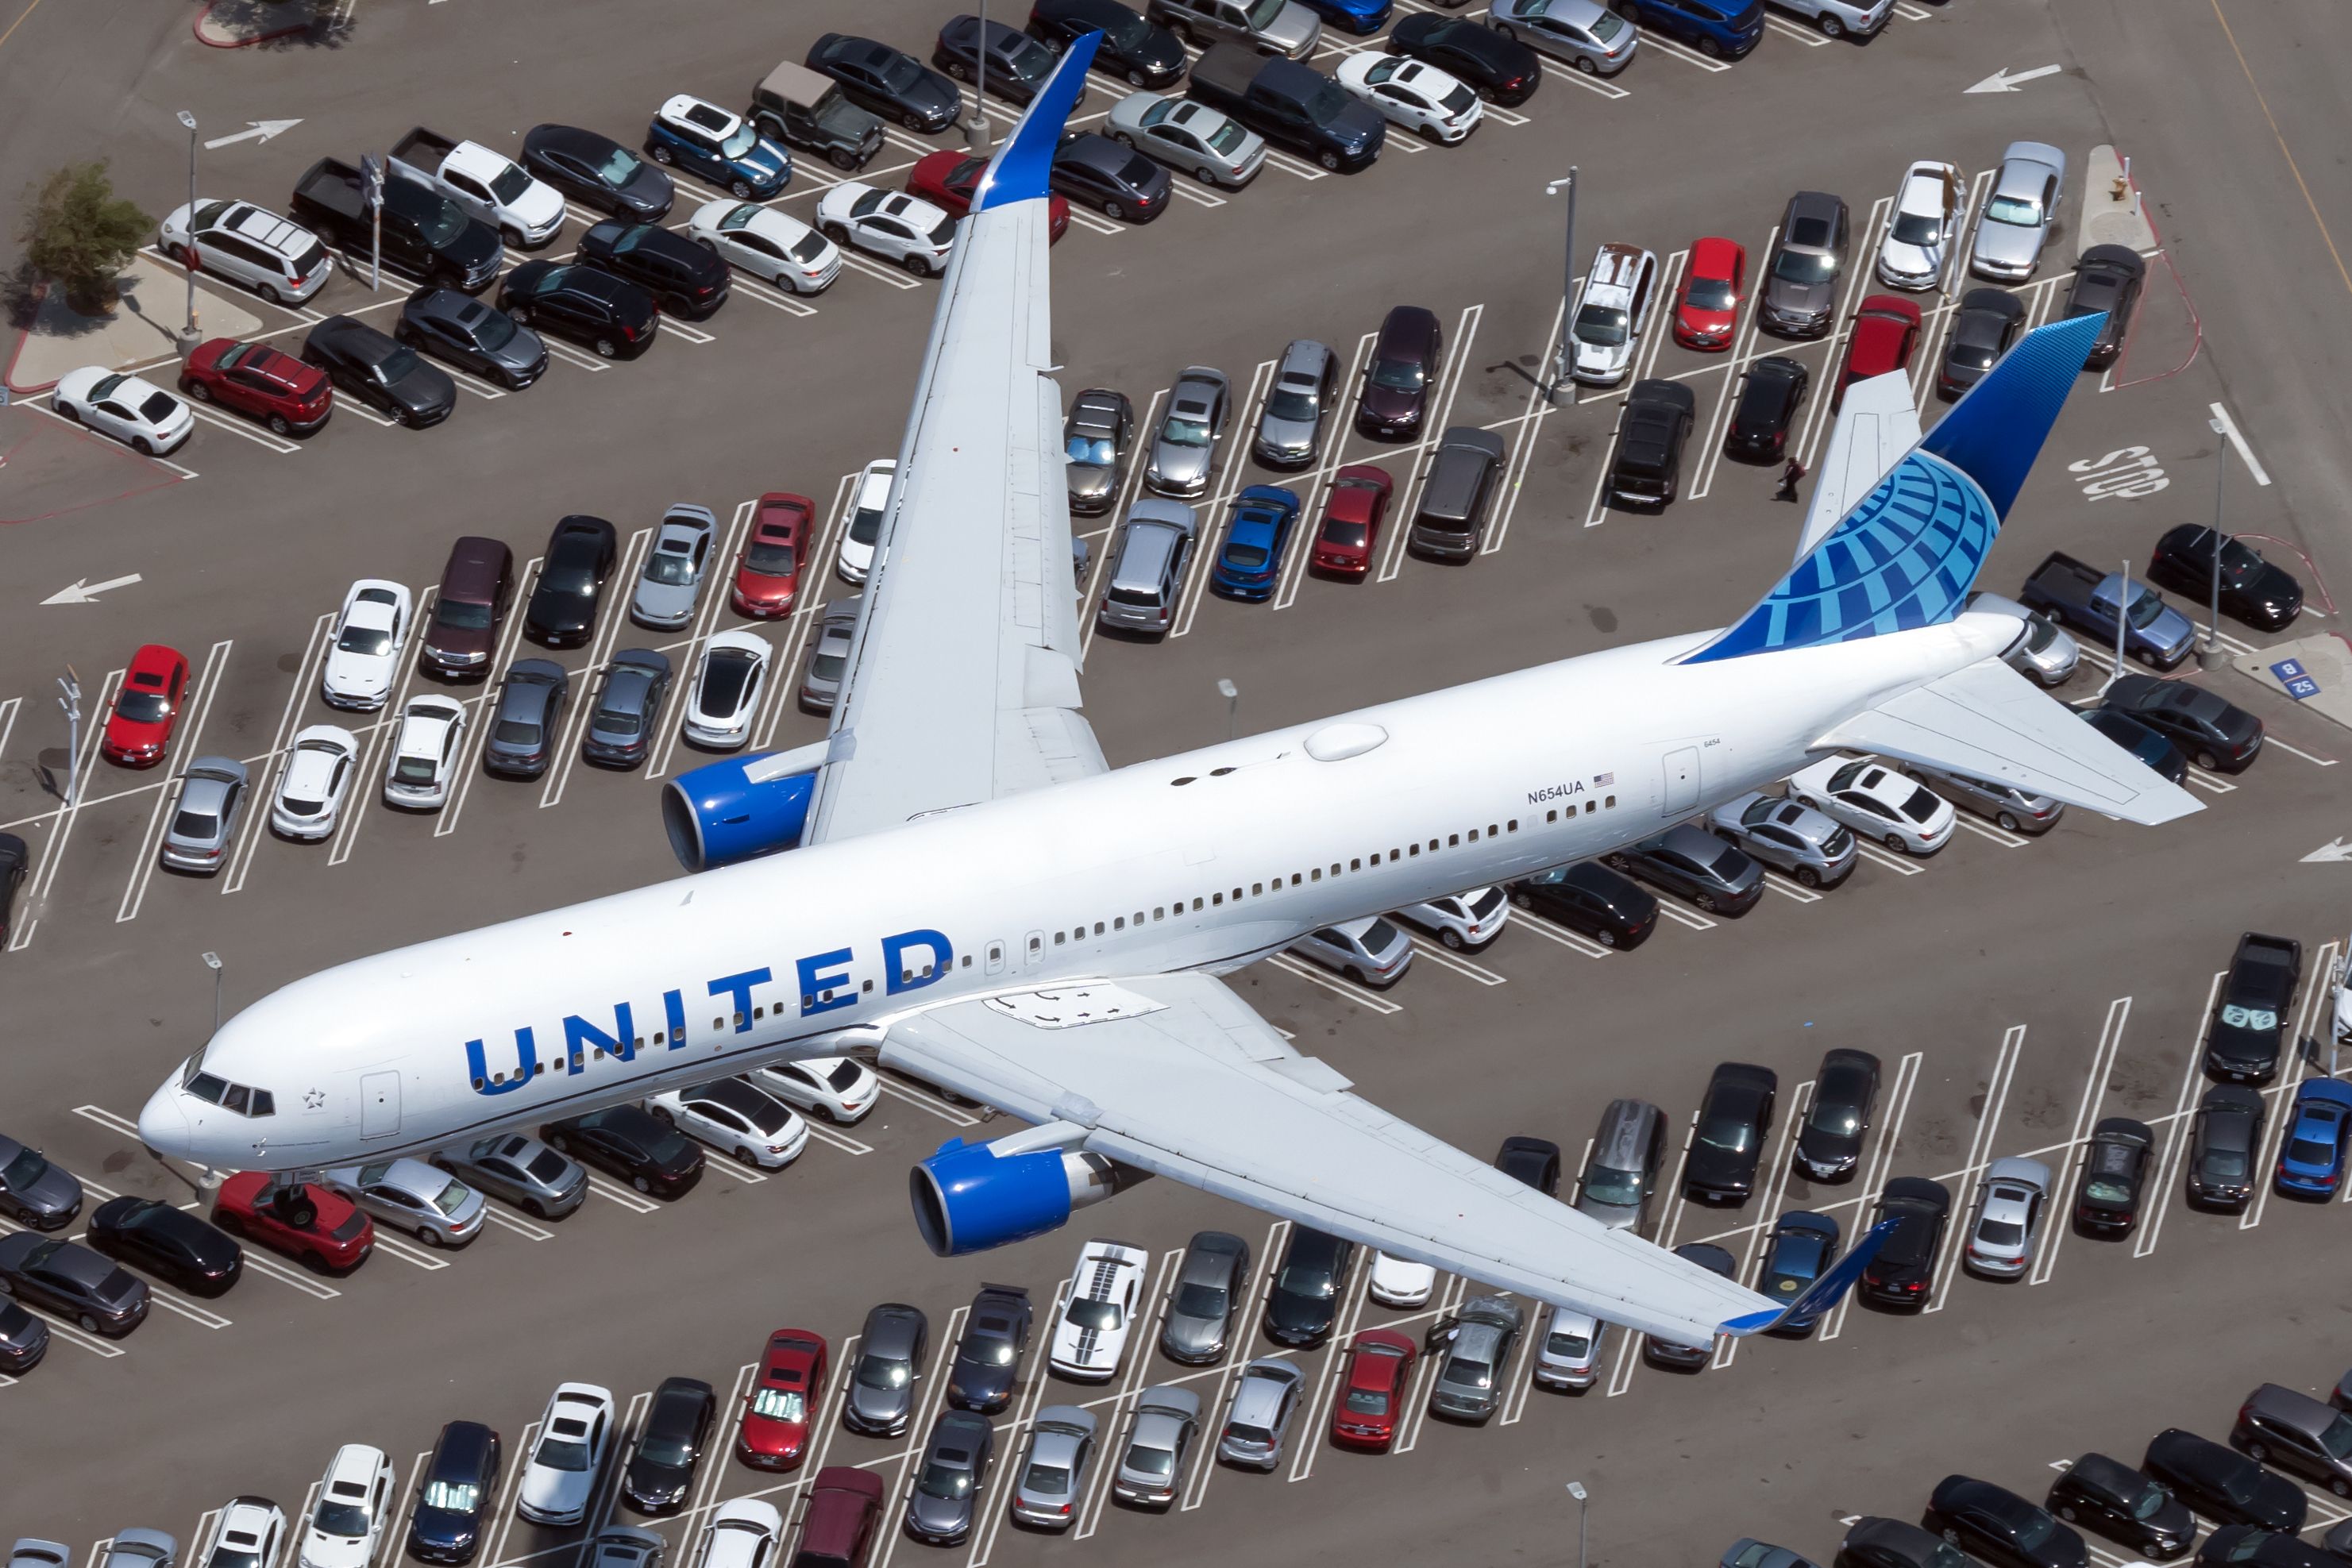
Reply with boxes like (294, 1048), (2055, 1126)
(1390, 13), (1539, 105)
(935, 13), (1066, 105)
(0, 1132), (83, 1230)
(807, 33), (962, 133)
(2101, 674), (2265, 773)
(1686, 1063), (1778, 1203)
(2080, 706), (2189, 784)
(301, 316), (457, 428)
(407, 1420), (503, 1564)
(1939, 287), (2025, 399)
(1724, 354), (1809, 460)
(542, 1104), (704, 1198)
(905, 1408), (993, 1546)
(0, 1231), (148, 1336)
(2198, 1528), (2335, 1568)
(398, 287), (549, 390)
(2187, 1084), (2266, 1210)
(2073, 1116), (2153, 1235)
(0, 833), (28, 945)
(1263, 1227), (1355, 1346)
(525, 515), (620, 648)
(2065, 244), (2146, 370)
(1051, 131), (1170, 222)
(1358, 304), (1444, 441)
(86, 1195), (241, 1296)
(2148, 524), (2304, 632)
(578, 220), (731, 319)
(1925, 1475), (2088, 1568)
(946, 1283), (1032, 1412)
(1606, 823), (1764, 916)
(2204, 932), (2304, 1083)
(2144, 1429), (2307, 1532)
(0, 1297), (48, 1374)
(1857, 1175), (1952, 1308)
(1840, 1516), (1980, 1568)
(1026, 0), (1186, 88)
(2048, 1452), (2196, 1560)
(499, 262), (659, 360)
(1795, 1048), (1881, 1181)
(623, 1375), (716, 1513)
(1507, 861), (1660, 950)
(1609, 379), (1698, 507)
(522, 124), (676, 222)
(1495, 1136), (1562, 1196)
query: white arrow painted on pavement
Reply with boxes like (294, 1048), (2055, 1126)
(1964, 64), (2063, 94)
(2304, 838), (2352, 864)
(203, 118), (303, 150)
(42, 573), (144, 605)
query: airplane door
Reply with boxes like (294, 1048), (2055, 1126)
(986, 940), (1006, 977)
(361, 1071), (400, 1140)
(1662, 747), (1700, 817)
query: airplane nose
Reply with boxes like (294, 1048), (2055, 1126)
(138, 1079), (192, 1159)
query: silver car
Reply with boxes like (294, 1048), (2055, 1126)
(101, 1531), (177, 1568)
(1900, 761), (2064, 835)
(1216, 1358), (1302, 1470)
(630, 505), (716, 630)
(482, 658), (569, 779)
(434, 1132), (588, 1220)
(1533, 1304), (1600, 1391)
(1425, 1296), (1522, 1423)
(581, 649), (672, 769)
(1095, 499), (1197, 637)
(1962, 1154), (2050, 1278)
(1063, 387), (1132, 517)
(1009, 1407), (1097, 1529)
(1112, 1386), (1201, 1508)
(1148, 0), (1319, 60)
(322, 1157), (488, 1247)
(1488, 0), (1637, 73)
(1144, 366), (1229, 497)
(1287, 915), (1412, 988)
(797, 596), (860, 711)
(1252, 338), (1337, 468)
(1970, 141), (2066, 281)
(1972, 591), (2080, 686)
(1105, 93), (1267, 188)
(269, 724), (359, 842)
(161, 757), (250, 875)
(1705, 791), (1857, 888)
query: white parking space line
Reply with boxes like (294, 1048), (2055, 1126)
(748, 472), (859, 755)
(1182, 1220), (1284, 1512)
(832, 247), (927, 290)
(804, 1122), (875, 1157)
(1854, 842), (1926, 875)
(481, 1207), (554, 1241)
(1655, 901), (1717, 930)
(371, 1230), (451, 1270)
(537, 526), (654, 811)
(584, 1171), (661, 1212)
(2136, 970), (2233, 1259)
(9, 668), (121, 953)
(1763, 13), (1830, 44)
(1762, 870), (1823, 903)
(1286, 1252), (1375, 1485)
(1406, 936), (1506, 985)
(731, 275), (822, 317)
(1396, 1273), (1467, 1446)
(147, 1283), (233, 1330)
(1510, 914), (1612, 958)
(701, 1149), (771, 1184)
(183, 399), (303, 453)
(1578, 252), (1687, 526)
(1608, 1116), (1695, 1396)
(1716, 1077), (1814, 1369)
(1480, 293), (1568, 556)
(2184, 765), (2238, 795)
(1535, 55), (1631, 100)
(2242, 940), (2342, 1231)
(224, 612), (335, 895)
(2208, 401), (2273, 486)
(1927, 1025), (2026, 1309)
(2028, 997), (2133, 1287)
(877, 1077), (981, 1127)
(1268, 331), (1378, 612)
(1823, 1050), (1920, 1338)
(114, 638), (234, 923)
(1259, 147), (1331, 182)
(961, 1285), (1062, 1566)
(657, 317), (715, 345)
(17, 1303), (123, 1358)
(542, 337), (611, 373)
(1791, 196), (1894, 470)
(1635, 25), (1731, 70)
(1952, 815), (2029, 848)
(1171, 358), (1278, 638)
(1373, 302), (1484, 583)
(1264, 952), (1404, 1015)
(477, 1418), (542, 1568)
(646, 499), (758, 780)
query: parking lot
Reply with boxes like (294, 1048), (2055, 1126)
(3, 0), (2351, 1562)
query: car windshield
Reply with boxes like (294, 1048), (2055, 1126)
(1066, 434), (1116, 464)
(2012, 1515), (2054, 1551)
(850, 506), (884, 545)
(1163, 414), (1210, 446)
(2121, 586), (2165, 629)
(827, 1061), (864, 1091)
(1707, 843), (1747, 877)
(1368, 356), (1426, 391)
(1224, 543), (1268, 569)
(1950, 340), (1997, 371)
(138, 390), (180, 423)
(1266, 387), (1319, 422)
(1442, 1355), (1491, 1391)
(720, 124), (760, 160)
(1899, 787), (1941, 823)
(489, 164), (534, 205)
(595, 147), (642, 185)
(2219, 1004), (2277, 1031)
(875, 54), (922, 91)
(1067, 1299), (1123, 1331)
(702, 652), (757, 709)
(1321, 520), (1367, 548)
(2082, 1177), (2134, 1205)
(1976, 1218), (2023, 1246)
(1808, 1098), (1860, 1135)
(2288, 1136), (2335, 1167)
(1277, 1265), (1334, 1299)
(314, 1501), (371, 1538)
(745, 541), (796, 575)
(1583, 1165), (1641, 1206)
(1685, 278), (1736, 312)
(395, 756), (438, 785)
(638, 1432), (694, 1466)
(495, 720), (540, 746)
(2203, 1148), (2247, 1178)
(1573, 304), (1629, 347)
(431, 1178), (472, 1215)
(1024, 1463), (1070, 1495)
(338, 624), (393, 656)
(2317, 1412), (2352, 1460)
(750, 1387), (806, 1421)
(1546, 1328), (1590, 1358)
(1343, 1388), (1390, 1416)
(916, 1462), (970, 1501)
(535, 1435), (592, 1472)
(380, 346), (423, 382)
(1126, 1443), (1174, 1475)
(435, 598), (495, 630)
(645, 549), (698, 586)
(1984, 193), (2042, 226)
(116, 691), (172, 723)
(172, 807), (219, 840)
(1772, 248), (1838, 284)
(422, 1480), (479, 1512)
(596, 704), (642, 738)
(1771, 1235), (1826, 1278)
(1205, 118), (1247, 155)
(812, 652), (846, 681)
(854, 1354), (908, 1391)
(1172, 1282), (1226, 1319)
(1891, 211), (1941, 245)
(1247, 0), (1286, 22)
(1697, 1117), (1752, 1154)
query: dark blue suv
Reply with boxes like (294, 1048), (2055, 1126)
(1621, 0), (1763, 57)
(1209, 485), (1300, 600)
(643, 95), (790, 200)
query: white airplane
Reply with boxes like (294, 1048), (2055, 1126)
(138, 37), (2189, 1350)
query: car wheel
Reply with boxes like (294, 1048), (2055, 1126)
(0, 1276), (12, 1294)
(730, 178), (755, 199)
(1693, 892), (1718, 913)
(57, 401), (79, 422)
(594, 337), (619, 359)
(2248, 1442), (2269, 1462)
(699, 237), (721, 258)
(501, 226), (525, 249)
(1511, 891), (1532, 910)
(1604, 853), (1629, 870)
(79, 1312), (102, 1333)
(1942, 1531), (1961, 1547)
(651, 1105), (675, 1127)
(508, 305), (533, 326)
(1112, 131), (1136, 149)
(1996, 811), (2022, 832)
(1128, 68), (1151, 87)
(650, 146), (675, 166)
(2332, 1477), (2350, 1498)
(267, 412), (291, 435)
(165, 241), (190, 264)
(903, 110), (928, 131)
(2196, 749), (2219, 771)
(549, 1133), (570, 1153)
(133, 435), (154, 454)
(1884, 832), (1909, 853)
(734, 1146), (760, 1168)
(1317, 149), (1341, 171)
(2057, 1506), (2077, 1522)
(823, 221), (850, 245)
(1818, 13), (1846, 37)
(418, 1225), (442, 1247)
(1344, 966), (1366, 984)
(302, 1250), (331, 1274)
(525, 1199), (549, 1219)
(1575, 54), (1599, 73)
(215, 1212), (244, 1239)
(1795, 865), (1820, 888)
(1594, 927), (1619, 948)
(185, 379), (212, 403)
(903, 252), (932, 278)
(1698, 34), (1722, 55)
(827, 147), (859, 171)
(1495, 22), (1517, 40)
(947, 60), (970, 81)
(1105, 199), (1127, 221)
(258, 282), (283, 304)
(1440, 927), (1464, 950)
(631, 1174), (653, 1194)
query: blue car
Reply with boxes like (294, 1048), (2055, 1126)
(1754, 1211), (1840, 1337)
(1209, 484), (1301, 600)
(1296, 0), (1393, 33)
(644, 94), (791, 201)
(2274, 1079), (2352, 1197)
(1624, 0), (1764, 57)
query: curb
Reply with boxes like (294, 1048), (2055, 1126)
(3, 279), (56, 395)
(192, 0), (314, 48)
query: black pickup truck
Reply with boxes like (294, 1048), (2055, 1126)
(2204, 931), (2304, 1082)
(1182, 44), (1382, 172)
(290, 157), (503, 295)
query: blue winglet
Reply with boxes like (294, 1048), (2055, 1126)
(1918, 310), (2105, 520)
(1718, 1218), (1899, 1337)
(974, 30), (1101, 212)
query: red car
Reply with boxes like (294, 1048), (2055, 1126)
(212, 1172), (374, 1274)
(732, 492), (809, 618)
(906, 150), (1070, 243)
(1673, 236), (1746, 351)
(101, 643), (191, 767)
(1835, 294), (1924, 408)
(1310, 464), (1394, 578)
(738, 1327), (827, 1470)
(180, 338), (332, 437)
(1330, 1327), (1417, 1452)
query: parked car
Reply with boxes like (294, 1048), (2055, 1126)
(1764, 0), (1891, 38)
(2064, 245), (2146, 369)
(1390, 12), (1538, 105)
(903, 1408), (991, 1545)
(193, 1503), (286, 1568)
(1216, 1359), (1304, 1470)
(1876, 160), (1964, 289)
(1626, 0), (1763, 56)
(1509, 860), (1659, 949)
(580, 649), (672, 769)
(1939, 288), (2026, 399)
(87, 1195), (240, 1296)
(318, 1158), (488, 1248)
(1723, 355), (1808, 462)
(580, 220), (729, 319)
(526, 514), (620, 646)
(499, 263), (659, 360)
(689, 200), (840, 293)
(1755, 1212), (1841, 1336)
(1406, 426), (1507, 557)
(683, 630), (771, 750)
(798, 597), (860, 712)
(2082, 706), (2189, 783)
(0, 837), (24, 949)
(1050, 1238), (1150, 1380)
(381, 695), (466, 809)
(1533, 1304), (1602, 1389)
(2234, 1383), (2352, 1495)
(211, 1172), (374, 1273)
(1394, 884), (1507, 950)
(2074, 1117), (2154, 1235)
(2186, 1083), (2266, 1211)
(1150, 0), (1321, 56)
(1487, 0), (1637, 74)
(1857, 1176), (1952, 1307)
(629, 506), (717, 630)
(836, 457), (896, 585)
(2020, 551), (2197, 671)
(518, 1384), (616, 1525)
(1115, 1386), (1202, 1505)
(1603, 823), (1764, 916)
(2045, 1452), (2195, 1561)
(1161, 1229), (1251, 1363)
(481, 659), (569, 780)
(790, 1471), (883, 1566)
(2204, 932), (2304, 1083)
(522, 124), (675, 221)
(1287, 915), (1413, 987)
(2102, 674), (2264, 773)
(1836, 293), (1923, 406)
(299, 316), (456, 426)
(1761, 191), (1851, 337)
(1567, 244), (1659, 387)
(1209, 484), (1301, 599)
(1367, 1250), (1436, 1309)
(1053, 131), (1171, 222)
(1009, 1408), (1097, 1528)
(1969, 591), (2081, 686)
(1902, 761), (2064, 836)
(1335, 52), (1483, 144)
(1608, 379), (1697, 508)
(1922, 1474), (2089, 1568)
(1687, 1063), (1777, 1204)
(2142, 1429), (2306, 1532)
(102, 642), (191, 767)
(1642, 1244), (1735, 1369)
(1706, 791), (1856, 888)
(738, 1329), (826, 1470)
(1028, 0), (1187, 87)
(160, 757), (250, 875)
(2147, 525), (2303, 632)
(2274, 1081), (2352, 1199)
(933, 13), (1069, 105)
(1063, 388), (1135, 516)
(815, 182), (956, 276)
(541, 1104), (704, 1199)
(805, 33), (962, 133)
(420, 536), (515, 678)
(433, 1133), (587, 1221)
(1972, 141), (2066, 280)
(621, 1377), (716, 1514)
(1425, 1296), (1522, 1420)
(1790, 1049), (1881, 1181)
(1962, 1155), (2051, 1278)
(750, 1056), (880, 1124)
(1788, 755), (1956, 855)
(644, 94), (790, 199)
(397, 287), (548, 390)
(0, 1232), (149, 1336)
(407, 1422), (502, 1564)
(1839, 1517), (1972, 1568)
(1264, 1227), (1355, 1346)
(180, 337), (332, 434)
(732, 495), (808, 617)
(1573, 1097), (1668, 1231)
(945, 1283), (1031, 1413)
(2194, 1528), (2334, 1568)
(842, 1302), (928, 1435)
(646, 1077), (807, 1169)
(1675, 235), (1747, 349)
(160, 198), (330, 302)
(299, 1445), (397, 1568)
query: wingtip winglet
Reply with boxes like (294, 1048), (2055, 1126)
(1718, 1217), (1899, 1338)
(973, 30), (1101, 213)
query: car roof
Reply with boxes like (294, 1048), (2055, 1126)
(1883, 1175), (1951, 1208)
(1984, 1155), (2049, 1188)
(2296, 1078), (2352, 1111)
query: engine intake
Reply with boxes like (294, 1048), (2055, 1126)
(662, 749), (820, 873)
(909, 1121), (1146, 1256)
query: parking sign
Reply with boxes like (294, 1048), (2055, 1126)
(2271, 657), (2321, 701)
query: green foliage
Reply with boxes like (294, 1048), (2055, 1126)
(19, 161), (153, 311)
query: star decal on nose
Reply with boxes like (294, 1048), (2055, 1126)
(303, 1088), (326, 1110)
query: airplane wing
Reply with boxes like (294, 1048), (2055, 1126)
(1792, 369), (1922, 562)
(801, 38), (1107, 847)
(881, 972), (1882, 1346)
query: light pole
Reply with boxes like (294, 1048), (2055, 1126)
(175, 110), (201, 359)
(2200, 414), (2230, 671)
(1545, 171), (1579, 403)
(202, 951), (224, 1034)
(1565, 1481), (1589, 1568)
(966, 0), (992, 153)
(56, 671), (82, 807)
(1216, 677), (1238, 742)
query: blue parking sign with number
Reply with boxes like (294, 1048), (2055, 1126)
(2271, 657), (2321, 701)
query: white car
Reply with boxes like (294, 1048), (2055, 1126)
(1104, 93), (1267, 187)
(814, 183), (956, 277)
(1531, 1304), (1601, 1390)
(1334, 54), (1482, 144)
(517, 1383), (616, 1524)
(646, 1077), (808, 1168)
(159, 198), (331, 304)
(321, 1158), (488, 1246)
(197, 1499), (287, 1568)
(1392, 886), (1507, 951)
(1567, 244), (1659, 387)
(53, 366), (195, 456)
(1876, 159), (1964, 290)
(298, 1444), (395, 1568)
(322, 579), (413, 710)
(692, 1501), (782, 1568)
(688, 199), (840, 294)
(682, 630), (770, 750)
(1763, 0), (1892, 39)
(837, 458), (896, 584)
(1366, 1250), (1436, 1308)
(270, 723), (360, 841)
(384, 695), (468, 809)
(1787, 754), (1956, 855)
(750, 1056), (881, 1124)
(1049, 1238), (1150, 1381)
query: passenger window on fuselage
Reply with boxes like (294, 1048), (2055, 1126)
(1448, 834), (1459, 847)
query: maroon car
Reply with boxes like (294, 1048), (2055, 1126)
(180, 338), (332, 436)
(791, 1467), (884, 1566)
(905, 150), (1070, 243)
(1355, 304), (1443, 441)
(419, 535), (515, 678)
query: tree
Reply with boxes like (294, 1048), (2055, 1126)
(18, 161), (152, 313)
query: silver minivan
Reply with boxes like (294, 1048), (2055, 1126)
(1574, 1098), (1667, 1232)
(1253, 338), (1338, 467)
(1901, 761), (2064, 835)
(1096, 499), (1197, 637)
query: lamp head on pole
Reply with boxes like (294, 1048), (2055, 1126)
(1566, 1481), (1588, 1503)
(201, 951), (222, 973)
(177, 110), (197, 132)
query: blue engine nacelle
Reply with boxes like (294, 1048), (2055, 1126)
(662, 753), (818, 873)
(909, 1121), (1146, 1256)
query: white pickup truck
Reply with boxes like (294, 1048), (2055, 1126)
(388, 127), (565, 248)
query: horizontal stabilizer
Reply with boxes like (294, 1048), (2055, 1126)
(1794, 372), (1922, 563)
(1814, 656), (2203, 825)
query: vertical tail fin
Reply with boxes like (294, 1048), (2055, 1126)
(1918, 308), (2105, 518)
